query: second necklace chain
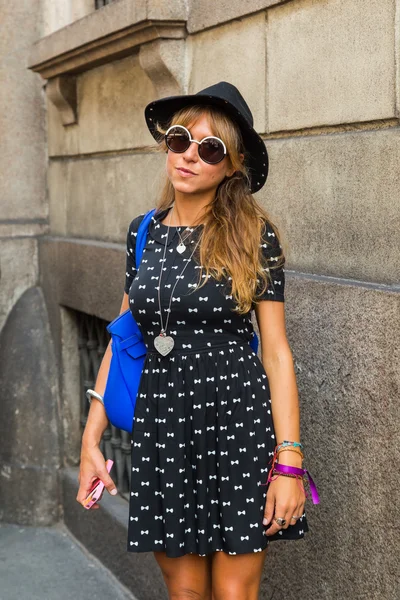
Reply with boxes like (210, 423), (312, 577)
(154, 206), (203, 355)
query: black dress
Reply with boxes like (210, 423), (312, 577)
(125, 207), (309, 558)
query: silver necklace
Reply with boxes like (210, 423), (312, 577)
(169, 205), (203, 254)
(176, 226), (195, 254)
(154, 208), (202, 356)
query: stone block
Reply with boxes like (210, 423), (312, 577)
(188, 13), (266, 132)
(260, 128), (400, 284)
(0, 49), (46, 219)
(188, 0), (282, 33)
(41, 0), (94, 37)
(0, 0), (41, 59)
(267, 0), (396, 131)
(47, 152), (162, 240)
(260, 275), (399, 600)
(0, 239), (39, 334)
(0, 468), (59, 527)
(0, 0), (45, 219)
(38, 237), (128, 322)
(0, 287), (60, 526)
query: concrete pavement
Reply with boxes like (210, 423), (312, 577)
(0, 523), (137, 600)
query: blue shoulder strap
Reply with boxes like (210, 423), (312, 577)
(134, 207), (259, 354)
(135, 209), (156, 270)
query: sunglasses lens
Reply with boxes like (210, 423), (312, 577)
(199, 138), (225, 164)
(165, 126), (190, 153)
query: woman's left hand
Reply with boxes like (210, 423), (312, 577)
(263, 475), (306, 536)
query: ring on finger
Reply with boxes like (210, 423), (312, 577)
(290, 515), (300, 520)
(274, 517), (286, 527)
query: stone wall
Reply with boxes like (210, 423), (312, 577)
(1, 0), (398, 598)
(0, 0), (61, 525)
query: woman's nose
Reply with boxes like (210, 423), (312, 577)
(182, 140), (199, 161)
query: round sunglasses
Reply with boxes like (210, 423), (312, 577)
(164, 125), (227, 165)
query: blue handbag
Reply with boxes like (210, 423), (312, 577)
(103, 209), (259, 433)
(103, 209), (155, 432)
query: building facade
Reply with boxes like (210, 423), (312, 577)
(0, 1), (399, 598)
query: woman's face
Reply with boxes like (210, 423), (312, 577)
(165, 113), (237, 197)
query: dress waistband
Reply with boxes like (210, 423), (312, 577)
(146, 337), (252, 356)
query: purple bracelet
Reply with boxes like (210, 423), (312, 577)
(273, 463), (320, 505)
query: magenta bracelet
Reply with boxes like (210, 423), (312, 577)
(273, 463), (320, 504)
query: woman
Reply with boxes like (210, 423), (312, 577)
(77, 82), (311, 599)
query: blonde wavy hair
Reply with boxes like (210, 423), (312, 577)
(150, 104), (285, 314)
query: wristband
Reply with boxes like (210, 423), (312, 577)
(276, 440), (303, 450)
(273, 463), (320, 504)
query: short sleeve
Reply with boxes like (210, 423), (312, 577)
(255, 220), (285, 302)
(124, 213), (146, 294)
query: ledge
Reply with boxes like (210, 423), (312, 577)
(27, 0), (188, 80)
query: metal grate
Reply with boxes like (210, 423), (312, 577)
(78, 311), (131, 500)
(95, 0), (116, 8)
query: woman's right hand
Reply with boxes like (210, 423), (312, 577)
(76, 444), (118, 510)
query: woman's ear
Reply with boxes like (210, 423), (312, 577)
(226, 153), (244, 177)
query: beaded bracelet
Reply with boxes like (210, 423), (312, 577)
(276, 440), (303, 451)
(260, 441), (304, 485)
(260, 439), (304, 483)
(277, 446), (304, 459)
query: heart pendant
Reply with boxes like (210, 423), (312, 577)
(154, 334), (175, 356)
(176, 243), (186, 254)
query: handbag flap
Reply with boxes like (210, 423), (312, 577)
(106, 309), (141, 339)
(124, 337), (147, 359)
(107, 313), (146, 358)
(111, 331), (147, 360)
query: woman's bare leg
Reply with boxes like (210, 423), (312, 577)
(211, 547), (269, 600)
(154, 551), (214, 600)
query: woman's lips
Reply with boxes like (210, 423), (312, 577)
(176, 168), (197, 177)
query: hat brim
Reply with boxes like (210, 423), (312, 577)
(144, 94), (268, 193)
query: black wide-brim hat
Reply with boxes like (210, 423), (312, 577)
(144, 81), (269, 194)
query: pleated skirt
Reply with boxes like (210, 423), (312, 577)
(127, 341), (309, 558)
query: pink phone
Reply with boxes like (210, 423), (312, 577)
(83, 459), (114, 510)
